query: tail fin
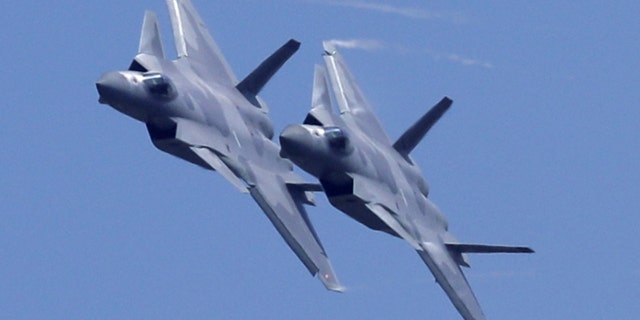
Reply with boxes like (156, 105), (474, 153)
(304, 65), (336, 126)
(236, 39), (300, 109)
(393, 97), (452, 162)
(129, 11), (164, 72)
(446, 243), (534, 254)
(138, 11), (164, 57)
(446, 242), (534, 268)
(166, 0), (238, 85)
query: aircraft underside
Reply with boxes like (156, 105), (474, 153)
(320, 175), (399, 238)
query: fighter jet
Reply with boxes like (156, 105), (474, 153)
(279, 42), (533, 320)
(95, 0), (342, 291)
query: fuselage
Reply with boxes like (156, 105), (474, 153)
(280, 122), (450, 243)
(96, 56), (291, 174)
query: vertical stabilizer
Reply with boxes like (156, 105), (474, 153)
(322, 42), (391, 145)
(129, 11), (165, 72)
(138, 11), (165, 58)
(303, 65), (336, 126)
(311, 65), (333, 112)
(236, 39), (300, 108)
(393, 97), (452, 162)
(166, 0), (238, 85)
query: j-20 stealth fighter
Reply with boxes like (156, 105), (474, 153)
(95, 0), (342, 291)
(279, 42), (533, 320)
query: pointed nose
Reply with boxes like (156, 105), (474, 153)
(279, 125), (313, 159)
(96, 71), (126, 104)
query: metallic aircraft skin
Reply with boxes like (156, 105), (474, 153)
(95, 0), (342, 291)
(279, 42), (533, 319)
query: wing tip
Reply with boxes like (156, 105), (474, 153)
(328, 285), (346, 293)
(286, 38), (301, 51)
(319, 273), (346, 293)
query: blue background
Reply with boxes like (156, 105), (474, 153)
(2, 1), (638, 319)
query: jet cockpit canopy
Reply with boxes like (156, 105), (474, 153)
(142, 72), (176, 99)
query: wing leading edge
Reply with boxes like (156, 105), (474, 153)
(418, 242), (486, 320)
(166, 0), (338, 290)
(350, 174), (483, 319)
(146, 117), (341, 290)
(348, 174), (532, 319)
(247, 165), (344, 292)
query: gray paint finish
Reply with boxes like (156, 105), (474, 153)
(96, 0), (342, 292)
(279, 42), (533, 320)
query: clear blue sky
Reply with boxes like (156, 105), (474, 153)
(2, 1), (639, 319)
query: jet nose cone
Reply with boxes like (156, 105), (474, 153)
(279, 125), (313, 159)
(96, 71), (126, 104)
